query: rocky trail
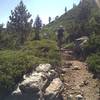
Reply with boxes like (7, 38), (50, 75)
(60, 49), (100, 100)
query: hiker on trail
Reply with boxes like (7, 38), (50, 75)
(56, 25), (64, 49)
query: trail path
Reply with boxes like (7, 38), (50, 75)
(60, 49), (100, 100)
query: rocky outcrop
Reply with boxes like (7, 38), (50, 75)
(19, 72), (48, 94)
(6, 64), (63, 100)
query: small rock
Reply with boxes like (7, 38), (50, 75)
(12, 86), (22, 96)
(47, 70), (58, 80)
(65, 83), (69, 86)
(76, 85), (81, 90)
(36, 64), (51, 72)
(67, 94), (73, 100)
(61, 68), (67, 74)
(76, 94), (83, 100)
(80, 80), (89, 87)
(72, 66), (81, 70)
(83, 80), (89, 85)
(64, 62), (72, 68)
(79, 82), (84, 87)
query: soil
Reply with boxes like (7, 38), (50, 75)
(60, 49), (100, 100)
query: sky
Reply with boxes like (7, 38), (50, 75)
(0, 0), (80, 26)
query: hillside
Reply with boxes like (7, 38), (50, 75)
(45, 0), (99, 39)
(44, 0), (100, 74)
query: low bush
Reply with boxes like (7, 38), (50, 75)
(0, 39), (60, 98)
(86, 53), (100, 73)
(22, 39), (60, 66)
(0, 50), (40, 96)
(84, 34), (100, 56)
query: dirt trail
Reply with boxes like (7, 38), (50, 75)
(60, 49), (100, 100)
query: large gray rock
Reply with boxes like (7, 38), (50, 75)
(45, 78), (64, 100)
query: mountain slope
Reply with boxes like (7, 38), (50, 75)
(45, 0), (98, 37)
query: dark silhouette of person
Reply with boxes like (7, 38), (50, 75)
(57, 25), (64, 49)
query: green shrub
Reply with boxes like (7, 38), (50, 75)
(0, 50), (40, 96)
(22, 40), (60, 65)
(86, 53), (100, 73)
(84, 34), (100, 56)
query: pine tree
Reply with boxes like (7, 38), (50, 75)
(73, 3), (77, 8)
(48, 17), (51, 23)
(65, 7), (67, 13)
(55, 16), (59, 20)
(34, 15), (42, 40)
(0, 24), (3, 42)
(7, 1), (33, 44)
(0, 24), (3, 33)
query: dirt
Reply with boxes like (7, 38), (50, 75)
(60, 49), (100, 100)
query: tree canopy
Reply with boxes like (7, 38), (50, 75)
(34, 15), (42, 40)
(7, 1), (33, 44)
